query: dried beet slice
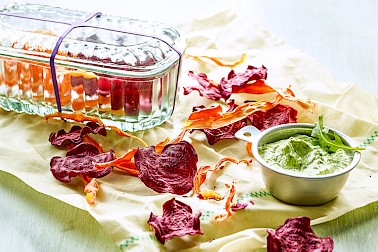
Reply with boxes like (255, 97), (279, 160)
(148, 198), (203, 244)
(219, 65), (268, 100)
(50, 142), (114, 183)
(49, 122), (106, 147)
(267, 216), (334, 252)
(134, 141), (198, 195)
(185, 65), (267, 101)
(247, 104), (298, 131)
(184, 71), (222, 100)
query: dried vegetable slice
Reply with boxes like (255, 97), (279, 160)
(191, 100), (248, 145)
(215, 182), (236, 222)
(46, 112), (148, 147)
(49, 122), (106, 148)
(184, 65), (267, 101)
(81, 175), (99, 205)
(267, 216), (334, 252)
(134, 141), (198, 195)
(94, 148), (140, 177)
(184, 85), (314, 130)
(194, 157), (251, 195)
(148, 198), (203, 245)
(50, 142), (114, 183)
(247, 104), (298, 131)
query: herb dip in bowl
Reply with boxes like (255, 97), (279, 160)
(251, 122), (362, 205)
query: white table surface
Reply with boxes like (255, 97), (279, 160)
(0, 1), (377, 251)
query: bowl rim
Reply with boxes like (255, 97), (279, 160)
(252, 123), (361, 179)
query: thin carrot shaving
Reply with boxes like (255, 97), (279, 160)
(107, 126), (148, 147)
(193, 165), (213, 194)
(184, 100), (277, 130)
(155, 137), (170, 154)
(184, 84), (315, 130)
(45, 112), (148, 147)
(215, 182), (236, 222)
(246, 142), (253, 156)
(186, 53), (247, 68)
(45, 112), (104, 125)
(276, 86), (315, 112)
(83, 135), (103, 153)
(232, 79), (276, 94)
(169, 129), (189, 144)
(193, 158), (251, 194)
(94, 148), (139, 176)
(81, 175), (99, 205)
(198, 189), (223, 201)
(213, 157), (251, 172)
(187, 105), (224, 121)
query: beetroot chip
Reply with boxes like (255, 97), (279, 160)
(148, 198), (203, 244)
(219, 65), (268, 100)
(192, 100), (247, 145)
(134, 141), (198, 195)
(267, 216), (334, 252)
(185, 65), (267, 101)
(50, 142), (114, 183)
(184, 71), (223, 100)
(49, 122), (106, 147)
(247, 104), (298, 131)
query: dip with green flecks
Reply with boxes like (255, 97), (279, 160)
(258, 134), (353, 176)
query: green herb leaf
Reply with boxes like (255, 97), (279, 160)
(311, 115), (365, 153)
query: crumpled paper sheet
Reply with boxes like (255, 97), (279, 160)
(0, 10), (377, 251)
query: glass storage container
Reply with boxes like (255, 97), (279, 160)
(0, 3), (186, 132)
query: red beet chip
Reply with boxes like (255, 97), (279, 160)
(267, 216), (334, 252)
(50, 142), (114, 183)
(148, 198), (203, 244)
(185, 65), (267, 101)
(134, 141), (198, 195)
(185, 71), (223, 100)
(247, 104), (298, 131)
(219, 65), (267, 100)
(49, 122), (107, 148)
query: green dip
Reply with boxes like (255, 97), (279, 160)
(258, 134), (353, 176)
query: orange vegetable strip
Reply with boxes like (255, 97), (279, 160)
(45, 112), (103, 125)
(193, 165), (213, 194)
(232, 79), (276, 94)
(187, 104), (224, 121)
(155, 137), (170, 154)
(193, 157), (251, 194)
(215, 182), (236, 222)
(275, 86), (315, 112)
(107, 126), (148, 147)
(81, 175), (99, 205)
(184, 99), (277, 130)
(213, 157), (251, 172)
(95, 148), (140, 176)
(246, 142), (253, 156)
(169, 129), (190, 145)
(113, 163), (140, 177)
(186, 53), (247, 68)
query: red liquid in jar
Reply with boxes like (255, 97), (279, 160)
(111, 78), (125, 115)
